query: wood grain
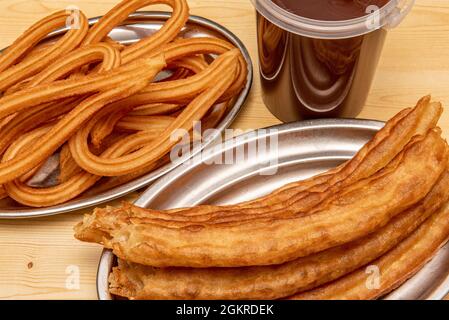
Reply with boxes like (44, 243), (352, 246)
(0, 0), (448, 300)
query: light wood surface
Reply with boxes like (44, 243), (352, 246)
(0, 0), (448, 300)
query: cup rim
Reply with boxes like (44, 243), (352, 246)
(252, 0), (413, 39)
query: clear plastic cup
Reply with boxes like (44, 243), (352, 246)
(252, 0), (415, 121)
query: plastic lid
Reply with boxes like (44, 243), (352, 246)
(252, 0), (415, 39)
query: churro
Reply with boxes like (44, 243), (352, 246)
(82, 0), (189, 64)
(107, 166), (449, 299)
(68, 50), (240, 177)
(0, 57), (165, 184)
(292, 201), (449, 300)
(75, 129), (448, 268)
(0, 0), (247, 208)
(0, 11), (89, 92)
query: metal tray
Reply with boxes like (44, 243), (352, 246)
(0, 12), (253, 219)
(97, 119), (449, 300)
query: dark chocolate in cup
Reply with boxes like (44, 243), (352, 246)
(252, 0), (415, 121)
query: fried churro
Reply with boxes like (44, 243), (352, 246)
(107, 166), (449, 299)
(0, 56), (165, 184)
(68, 50), (240, 177)
(0, 0), (247, 208)
(109, 97), (440, 225)
(3, 57), (165, 206)
(82, 0), (189, 64)
(75, 129), (448, 268)
(291, 201), (449, 300)
(0, 11), (89, 93)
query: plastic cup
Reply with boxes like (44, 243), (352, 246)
(252, 0), (415, 121)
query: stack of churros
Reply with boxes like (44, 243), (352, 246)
(0, 0), (247, 207)
(75, 96), (449, 300)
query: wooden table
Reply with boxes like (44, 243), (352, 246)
(0, 0), (448, 300)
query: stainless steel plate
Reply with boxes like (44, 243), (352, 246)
(97, 119), (449, 300)
(0, 12), (253, 219)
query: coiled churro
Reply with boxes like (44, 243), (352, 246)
(4, 57), (165, 206)
(0, 0), (247, 206)
(0, 56), (165, 185)
(0, 10), (89, 93)
(82, 0), (189, 64)
(68, 50), (240, 177)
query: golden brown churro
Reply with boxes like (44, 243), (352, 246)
(291, 201), (449, 300)
(82, 0), (189, 64)
(68, 50), (240, 177)
(0, 11), (89, 92)
(107, 166), (449, 299)
(3, 57), (165, 206)
(75, 128), (448, 268)
(0, 57), (165, 184)
(0, 0), (246, 206)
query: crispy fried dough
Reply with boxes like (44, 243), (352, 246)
(103, 97), (440, 225)
(0, 11), (89, 92)
(3, 57), (166, 206)
(107, 166), (449, 299)
(68, 50), (241, 177)
(0, 0), (246, 206)
(75, 129), (448, 267)
(291, 201), (449, 300)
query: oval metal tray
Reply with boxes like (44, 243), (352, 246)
(97, 119), (449, 300)
(0, 12), (253, 219)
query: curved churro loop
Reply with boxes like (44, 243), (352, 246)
(0, 57), (161, 121)
(152, 38), (247, 100)
(0, 56), (165, 185)
(0, 98), (82, 156)
(82, 0), (189, 64)
(59, 132), (129, 184)
(0, 44), (121, 155)
(0, 10), (89, 92)
(84, 100), (231, 197)
(121, 48), (243, 107)
(69, 55), (238, 177)
(4, 91), (158, 206)
(87, 46), (243, 152)
(115, 116), (175, 132)
(28, 43), (121, 86)
(5, 103), (167, 207)
(2, 123), (101, 206)
(89, 55), (208, 147)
